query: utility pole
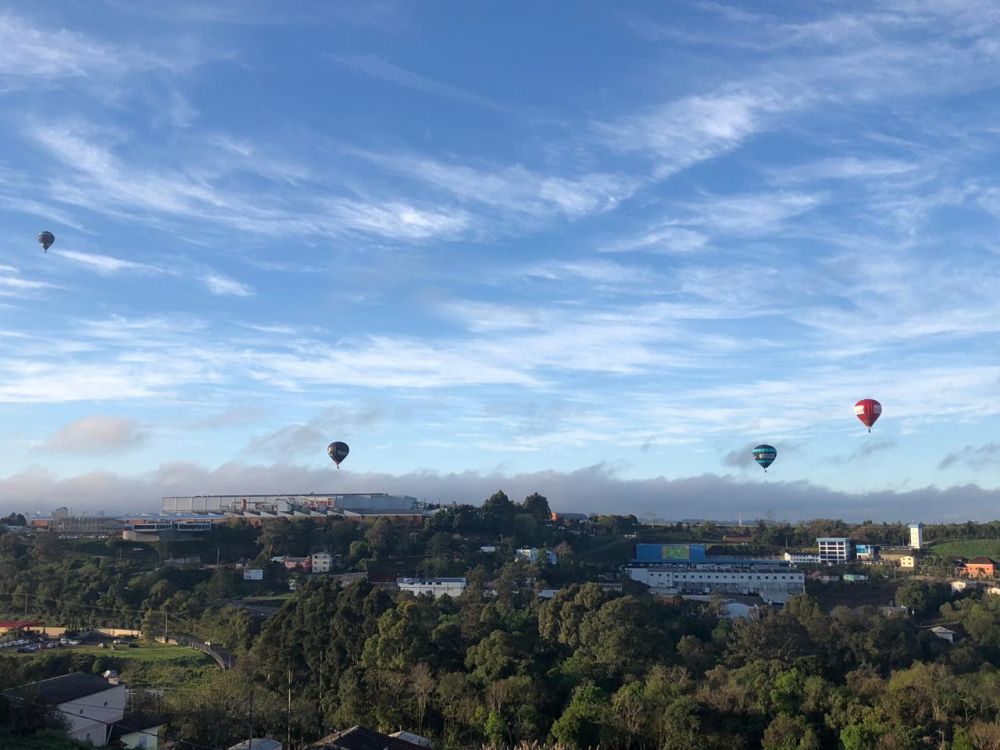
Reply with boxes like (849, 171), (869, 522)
(287, 668), (293, 750)
(248, 689), (254, 750)
(24, 592), (29, 617)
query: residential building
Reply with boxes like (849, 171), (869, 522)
(390, 732), (433, 748)
(909, 523), (924, 550)
(550, 511), (590, 523)
(310, 552), (332, 574)
(951, 580), (972, 593)
(964, 557), (997, 578)
(515, 547), (557, 565)
(783, 551), (821, 564)
(110, 713), (166, 750)
(900, 555), (917, 569)
(930, 626), (956, 644)
(2, 673), (129, 746)
(228, 741), (283, 750)
(307, 726), (429, 750)
(282, 556), (313, 573)
(817, 537), (854, 564)
(397, 577), (467, 598)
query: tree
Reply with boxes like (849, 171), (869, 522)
(364, 518), (398, 561)
(481, 490), (516, 531)
(409, 662), (435, 730)
(522, 493), (551, 523)
(550, 685), (612, 750)
(762, 713), (820, 750)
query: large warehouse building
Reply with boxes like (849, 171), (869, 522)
(626, 543), (805, 604)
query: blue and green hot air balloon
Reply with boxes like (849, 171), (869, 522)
(752, 444), (777, 472)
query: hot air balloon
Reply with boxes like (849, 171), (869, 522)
(327, 441), (349, 468)
(854, 399), (882, 432)
(38, 231), (55, 253)
(752, 444), (777, 472)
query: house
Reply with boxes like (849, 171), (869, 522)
(549, 511), (590, 524)
(2, 673), (124, 745)
(515, 547), (557, 565)
(228, 740), (282, 750)
(900, 555), (916, 569)
(110, 713), (167, 750)
(307, 725), (429, 750)
(390, 732), (433, 748)
(964, 557), (997, 578)
(930, 626), (956, 644)
(951, 580), (974, 593)
(310, 552), (332, 574)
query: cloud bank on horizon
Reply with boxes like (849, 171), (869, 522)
(1, 1), (1000, 519)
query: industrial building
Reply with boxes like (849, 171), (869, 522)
(628, 544), (805, 604)
(397, 577), (467, 598)
(161, 493), (419, 515)
(783, 551), (821, 564)
(817, 537), (854, 564)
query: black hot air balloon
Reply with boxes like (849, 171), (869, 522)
(38, 231), (55, 253)
(327, 441), (349, 468)
(752, 444), (777, 472)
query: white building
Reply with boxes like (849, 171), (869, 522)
(909, 523), (924, 550)
(310, 552), (332, 574)
(625, 563), (804, 601)
(3, 673), (126, 746)
(817, 537), (853, 564)
(783, 551), (821, 564)
(397, 577), (467, 598)
(900, 555), (916, 569)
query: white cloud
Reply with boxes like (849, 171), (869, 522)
(202, 273), (253, 297)
(594, 84), (803, 177)
(1, 460), (999, 522)
(0, 12), (197, 83)
(54, 249), (163, 275)
(43, 415), (145, 453)
(25, 122), (473, 243)
(353, 150), (637, 223)
(332, 54), (508, 113)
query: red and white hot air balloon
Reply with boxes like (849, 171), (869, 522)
(854, 399), (882, 432)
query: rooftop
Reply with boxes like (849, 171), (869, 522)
(307, 726), (427, 750)
(3, 673), (115, 705)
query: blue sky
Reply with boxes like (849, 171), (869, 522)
(2, 1), (1000, 520)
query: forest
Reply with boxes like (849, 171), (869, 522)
(2, 494), (1000, 748)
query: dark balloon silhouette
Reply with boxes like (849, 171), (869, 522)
(327, 441), (349, 468)
(752, 444), (777, 472)
(38, 231), (55, 252)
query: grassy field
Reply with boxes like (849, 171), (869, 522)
(930, 539), (1000, 559)
(13, 642), (218, 689)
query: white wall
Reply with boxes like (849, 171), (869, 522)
(59, 685), (126, 745)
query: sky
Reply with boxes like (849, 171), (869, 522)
(2, 1), (1000, 521)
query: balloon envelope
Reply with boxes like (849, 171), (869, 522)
(38, 231), (54, 252)
(854, 399), (882, 430)
(752, 444), (777, 470)
(327, 441), (349, 466)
